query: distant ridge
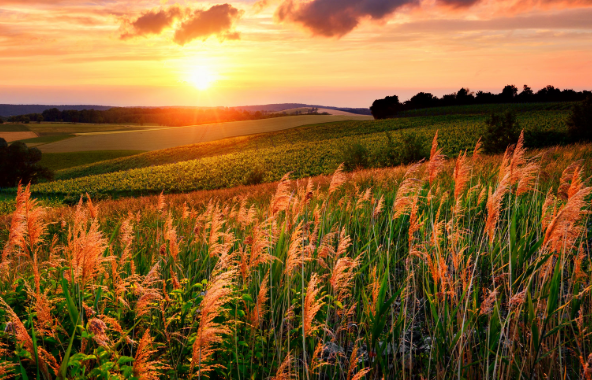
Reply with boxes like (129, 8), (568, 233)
(0, 103), (371, 117)
(235, 103), (371, 115)
(0, 104), (112, 117)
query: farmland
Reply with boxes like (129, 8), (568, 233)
(0, 136), (591, 378)
(37, 114), (372, 153)
(27, 110), (569, 197)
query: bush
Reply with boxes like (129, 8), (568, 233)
(567, 96), (592, 141)
(0, 139), (54, 188)
(482, 110), (521, 153)
(243, 166), (266, 186)
(373, 131), (427, 167)
(342, 143), (369, 171)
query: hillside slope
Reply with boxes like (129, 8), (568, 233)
(27, 110), (570, 197)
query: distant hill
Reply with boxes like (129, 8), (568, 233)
(235, 103), (371, 115)
(0, 103), (371, 118)
(0, 104), (112, 117)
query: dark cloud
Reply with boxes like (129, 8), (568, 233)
(173, 4), (243, 45)
(120, 4), (242, 45)
(274, 0), (592, 37)
(275, 0), (419, 38)
(436, 0), (481, 8)
(120, 6), (183, 40)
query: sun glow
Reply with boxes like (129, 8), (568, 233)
(186, 66), (218, 90)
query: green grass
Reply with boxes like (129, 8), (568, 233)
(23, 110), (569, 197)
(39, 150), (146, 171)
(18, 134), (75, 145)
(1, 142), (591, 378)
(0, 123), (30, 132)
(24, 122), (158, 136)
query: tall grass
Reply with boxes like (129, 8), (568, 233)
(0, 141), (591, 379)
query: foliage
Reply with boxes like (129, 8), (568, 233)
(0, 139), (53, 187)
(482, 110), (521, 153)
(341, 142), (369, 171)
(567, 96), (592, 141)
(372, 84), (591, 119)
(243, 165), (266, 185)
(0, 141), (591, 379)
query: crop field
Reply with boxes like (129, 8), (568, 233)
(38, 115), (373, 153)
(28, 110), (569, 196)
(398, 102), (575, 118)
(1, 137), (591, 379)
(39, 150), (146, 171)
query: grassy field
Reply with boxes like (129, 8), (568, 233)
(0, 138), (591, 379)
(39, 150), (146, 171)
(37, 115), (372, 153)
(25, 110), (569, 196)
(398, 101), (575, 117)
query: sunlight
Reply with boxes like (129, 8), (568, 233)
(186, 66), (217, 90)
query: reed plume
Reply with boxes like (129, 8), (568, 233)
(134, 329), (166, 380)
(329, 163), (347, 195)
(485, 173), (510, 244)
(271, 352), (294, 380)
(393, 162), (424, 219)
(543, 186), (591, 253)
(249, 272), (269, 329)
(191, 269), (236, 375)
(303, 273), (325, 337)
(330, 255), (360, 302)
(427, 131), (445, 185)
(453, 150), (471, 200)
(271, 173), (292, 215)
(347, 345), (371, 380)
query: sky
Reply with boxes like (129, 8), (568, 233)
(0, 0), (591, 108)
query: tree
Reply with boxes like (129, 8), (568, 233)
(370, 95), (402, 119)
(482, 110), (521, 153)
(518, 85), (534, 102)
(501, 85), (518, 102)
(456, 88), (475, 105)
(0, 139), (53, 187)
(567, 96), (592, 142)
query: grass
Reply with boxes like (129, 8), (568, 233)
(24, 122), (158, 136)
(0, 123), (30, 132)
(17, 134), (75, 145)
(0, 139), (590, 379)
(26, 110), (569, 196)
(398, 101), (575, 117)
(39, 150), (145, 171)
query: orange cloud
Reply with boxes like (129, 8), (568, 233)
(120, 3), (243, 45)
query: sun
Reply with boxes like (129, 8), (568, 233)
(186, 67), (217, 90)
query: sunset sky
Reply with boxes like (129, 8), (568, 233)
(1, 0), (591, 107)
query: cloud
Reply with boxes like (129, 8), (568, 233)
(276, 0), (419, 37)
(173, 4), (243, 45)
(120, 3), (243, 45)
(120, 6), (183, 40)
(274, 0), (592, 37)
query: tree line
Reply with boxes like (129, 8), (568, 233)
(371, 85), (592, 119)
(4, 106), (305, 126)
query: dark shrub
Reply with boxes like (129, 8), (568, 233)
(342, 143), (369, 171)
(370, 95), (402, 119)
(0, 138), (54, 187)
(374, 131), (427, 167)
(567, 96), (592, 142)
(243, 166), (266, 186)
(482, 110), (521, 153)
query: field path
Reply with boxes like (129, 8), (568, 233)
(0, 131), (38, 142)
(39, 115), (372, 153)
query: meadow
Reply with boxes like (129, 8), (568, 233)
(26, 110), (569, 197)
(0, 134), (591, 379)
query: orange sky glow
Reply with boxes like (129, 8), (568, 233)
(1, 0), (591, 107)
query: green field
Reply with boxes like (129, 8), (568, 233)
(21, 109), (569, 196)
(398, 101), (575, 117)
(39, 150), (146, 171)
